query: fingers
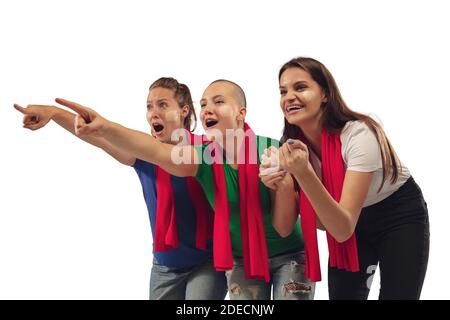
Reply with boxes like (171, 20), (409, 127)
(261, 146), (280, 169)
(13, 104), (32, 115)
(260, 170), (285, 182)
(77, 124), (97, 136)
(23, 114), (39, 125)
(263, 146), (278, 158)
(16, 104), (54, 131)
(259, 170), (286, 180)
(283, 140), (309, 163)
(23, 122), (45, 131)
(286, 138), (307, 152)
(55, 98), (91, 122)
(74, 114), (85, 128)
(260, 171), (287, 190)
(16, 104), (41, 125)
(260, 153), (273, 167)
(74, 114), (87, 135)
(264, 146), (274, 157)
(279, 144), (289, 169)
(259, 165), (284, 176)
(15, 104), (54, 124)
(74, 114), (97, 136)
(260, 153), (269, 164)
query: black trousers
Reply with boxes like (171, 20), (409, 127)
(328, 177), (430, 300)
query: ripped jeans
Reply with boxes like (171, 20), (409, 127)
(225, 251), (315, 300)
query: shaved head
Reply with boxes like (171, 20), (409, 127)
(210, 79), (247, 108)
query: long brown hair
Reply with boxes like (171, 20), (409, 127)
(149, 77), (197, 131)
(279, 57), (401, 191)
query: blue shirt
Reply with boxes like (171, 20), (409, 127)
(133, 159), (213, 269)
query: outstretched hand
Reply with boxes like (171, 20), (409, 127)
(55, 98), (109, 137)
(13, 104), (54, 131)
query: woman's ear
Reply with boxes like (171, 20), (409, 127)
(181, 105), (190, 119)
(237, 106), (247, 121)
(321, 90), (328, 103)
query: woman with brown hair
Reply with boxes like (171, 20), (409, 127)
(14, 77), (227, 300)
(260, 57), (429, 299)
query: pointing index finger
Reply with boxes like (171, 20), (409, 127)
(13, 104), (31, 114)
(55, 98), (91, 122)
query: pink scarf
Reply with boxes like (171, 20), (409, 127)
(154, 132), (213, 252)
(209, 123), (270, 282)
(299, 129), (359, 282)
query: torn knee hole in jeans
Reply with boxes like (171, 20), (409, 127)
(229, 283), (260, 299)
(283, 281), (312, 295)
(229, 283), (241, 296)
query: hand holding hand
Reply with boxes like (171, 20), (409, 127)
(259, 146), (290, 191)
(279, 139), (311, 177)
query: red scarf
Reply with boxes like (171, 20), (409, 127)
(209, 123), (270, 282)
(154, 132), (213, 252)
(298, 129), (359, 282)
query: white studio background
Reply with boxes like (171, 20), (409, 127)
(0, 0), (448, 299)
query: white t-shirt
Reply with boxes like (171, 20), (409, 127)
(308, 120), (411, 207)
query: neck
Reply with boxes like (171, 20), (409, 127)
(217, 124), (246, 166)
(164, 126), (190, 145)
(298, 120), (322, 157)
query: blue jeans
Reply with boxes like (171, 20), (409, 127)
(225, 251), (315, 300)
(149, 258), (227, 300)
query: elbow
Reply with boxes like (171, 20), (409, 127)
(273, 223), (294, 238)
(334, 222), (355, 244)
(334, 232), (353, 243)
(326, 209), (358, 243)
(277, 228), (293, 238)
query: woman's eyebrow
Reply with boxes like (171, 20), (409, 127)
(147, 98), (168, 105)
(280, 81), (308, 89)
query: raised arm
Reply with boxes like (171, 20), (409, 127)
(14, 104), (135, 166)
(56, 98), (199, 177)
(280, 139), (373, 243)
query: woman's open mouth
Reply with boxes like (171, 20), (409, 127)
(152, 122), (165, 134)
(285, 104), (305, 115)
(205, 118), (219, 128)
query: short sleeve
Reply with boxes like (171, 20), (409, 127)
(193, 144), (215, 208)
(194, 144), (208, 181)
(132, 158), (144, 170)
(193, 143), (214, 186)
(133, 158), (154, 173)
(341, 121), (382, 172)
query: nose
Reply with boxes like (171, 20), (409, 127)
(285, 89), (297, 102)
(281, 90), (296, 108)
(147, 108), (161, 119)
(201, 106), (213, 119)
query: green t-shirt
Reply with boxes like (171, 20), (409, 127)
(194, 135), (304, 258)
